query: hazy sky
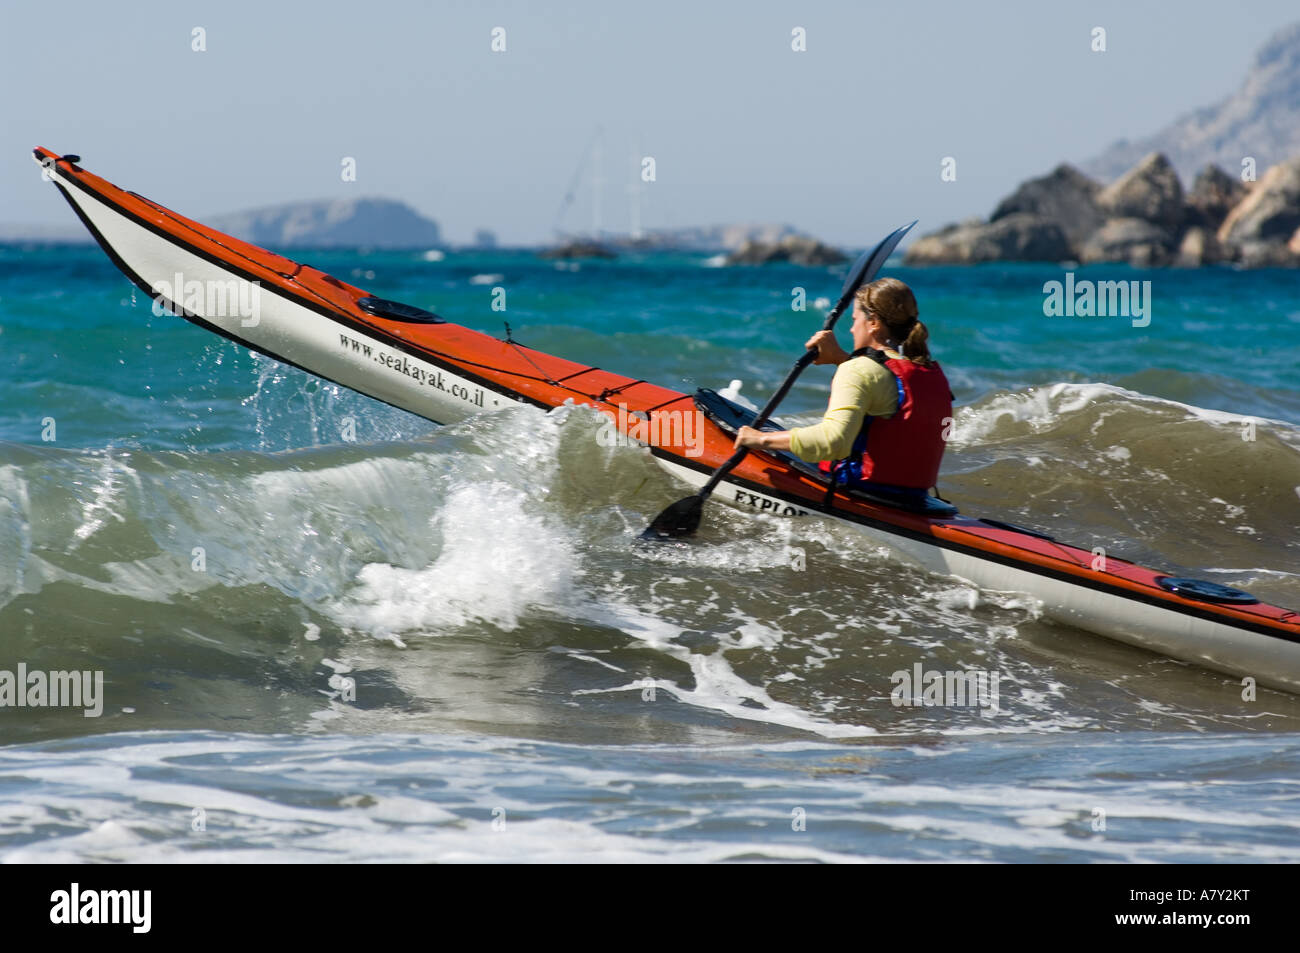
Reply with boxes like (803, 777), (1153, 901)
(3, 0), (1297, 245)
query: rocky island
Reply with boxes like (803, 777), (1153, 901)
(538, 239), (617, 260)
(905, 153), (1300, 268)
(725, 233), (847, 267)
(210, 197), (443, 249)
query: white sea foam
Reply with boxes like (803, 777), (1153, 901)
(69, 450), (141, 545)
(325, 481), (577, 639)
(3, 732), (1299, 863)
(0, 465), (35, 609)
(568, 597), (875, 739)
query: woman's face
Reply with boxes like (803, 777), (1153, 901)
(851, 303), (884, 346)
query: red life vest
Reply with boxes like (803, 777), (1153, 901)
(818, 349), (952, 491)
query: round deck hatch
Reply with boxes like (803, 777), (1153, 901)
(357, 296), (444, 324)
(1156, 577), (1259, 605)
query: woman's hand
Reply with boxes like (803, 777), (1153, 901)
(734, 427), (793, 452)
(806, 330), (849, 365)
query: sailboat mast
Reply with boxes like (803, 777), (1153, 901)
(628, 145), (643, 240)
(591, 132), (603, 239)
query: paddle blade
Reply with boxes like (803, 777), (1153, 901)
(640, 495), (704, 540)
(838, 220), (917, 296)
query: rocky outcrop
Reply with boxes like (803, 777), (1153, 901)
(1080, 218), (1176, 266)
(1233, 240), (1299, 267)
(726, 234), (847, 266)
(1174, 227), (1225, 267)
(1186, 165), (1246, 230)
(211, 198), (442, 249)
(904, 214), (1070, 264)
(988, 165), (1104, 246)
(909, 151), (1300, 268)
(1217, 156), (1300, 245)
(1096, 153), (1185, 228)
(539, 240), (617, 259)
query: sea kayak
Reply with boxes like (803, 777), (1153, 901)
(32, 148), (1300, 693)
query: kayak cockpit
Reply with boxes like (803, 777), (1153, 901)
(693, 387), (959, 518)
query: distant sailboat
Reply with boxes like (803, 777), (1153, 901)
(541, 126), (617, 260)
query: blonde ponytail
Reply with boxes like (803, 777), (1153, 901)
(901, 319), (933, 366)
(857, 278), (934, 366)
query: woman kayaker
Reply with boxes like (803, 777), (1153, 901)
(733, 277), (952, 492)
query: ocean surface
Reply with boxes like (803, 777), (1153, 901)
(1, 244), (1298, 862)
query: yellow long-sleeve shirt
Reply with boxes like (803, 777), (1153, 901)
(788, 353), (900, 462)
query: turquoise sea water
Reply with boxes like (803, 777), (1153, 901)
(1, 243), (1298, 862)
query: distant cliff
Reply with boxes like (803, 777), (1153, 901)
(1082, 22), (1300, 183)
(209, 197), (442, 249)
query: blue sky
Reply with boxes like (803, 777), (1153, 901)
(3, 0), (1297, 244)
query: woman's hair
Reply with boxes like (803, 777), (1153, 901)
(856, 277), (933, 366)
